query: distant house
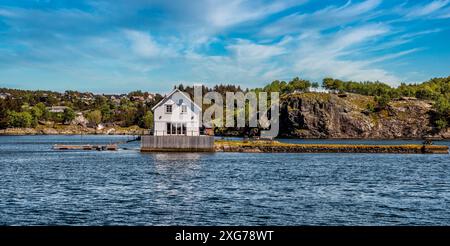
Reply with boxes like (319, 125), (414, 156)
(0, 92), (11, 99)
(81, 96), (94, 103)
(151, 89), (201, 136)
(145, 94), (154, 103)
(130, 96), (145, 102)
(48, 106), (68, 113)
(309, 87), (330, 93)
(110, 96), (121, 106)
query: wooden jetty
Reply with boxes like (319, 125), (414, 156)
(53, 144), (118, 151)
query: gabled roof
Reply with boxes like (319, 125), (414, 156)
(151, 89), (202, 111)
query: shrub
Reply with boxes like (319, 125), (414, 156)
(140, 111), (154, 129)
(63, 108), (76, 124)
(7, 111), (33, 128)
(86, 110), (102, 126)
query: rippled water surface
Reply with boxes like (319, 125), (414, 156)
(1, 135), (449, 225)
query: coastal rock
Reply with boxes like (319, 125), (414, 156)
(41, 128), (59, 135)
(0, 128), (38, 135)
(72, 114), (88, 127)
(280, 93), (446, 139)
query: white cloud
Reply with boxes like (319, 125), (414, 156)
(405, 0), (450, 17)
(290, 24), (403, 84)
(204, 0), (303, 28)
(369, 48), (422, 64)
(227, 39), (286, 60)
(261, 0), (382, 36)
(124, 30), (178, 58)
(330, 24), (390, 52)
(0, 8), (18, 17)
(124, 30), (160, 58)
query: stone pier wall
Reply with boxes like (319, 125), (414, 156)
(141, 135), (215, 152)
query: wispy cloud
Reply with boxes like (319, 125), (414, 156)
(261, 0), (382, 36)
(227, 39), (286, 61)
(405, 0), (450, 18)
(204, 0), (303, 28)
(124, 30), (179, 59)
(288, 24), (400, 83)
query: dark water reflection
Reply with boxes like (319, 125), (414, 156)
(0, 135), (449, 225)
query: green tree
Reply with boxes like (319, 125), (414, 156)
(63, 108), (76, 124)
(322, 78), (343, 92)
(288, 77), (311, 92)
(435, 119), (448, 130)
(128, 90), (144, 97)
(93, 95), (107, 108)
(35, 102), (50, 120)
(35, 102), (46, 112)
(375, 94), (391, 109)
(86, 110), (102, 126)
(434, 96), (450, 130)
(100, 104), (112, 122)
(30, 105), (43, 120)
(311, 82), (320, 89)
(366, 103), (376, 113)
(7, 111), (33, 128)
(29, 106), (43, 127)
(140, 111), (154, 129)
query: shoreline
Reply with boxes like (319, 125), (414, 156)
(0, 126), (449, 140)
(0, 126), (147, 136)
(0, 130), (449, 140)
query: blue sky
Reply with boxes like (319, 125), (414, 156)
(0, 0), (449, 93)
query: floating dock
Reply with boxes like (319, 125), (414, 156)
(53, 144), (118, 151)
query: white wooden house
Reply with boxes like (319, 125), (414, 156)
(151, 89), (202, 136)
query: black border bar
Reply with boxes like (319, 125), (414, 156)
(1, 226), (450, 243)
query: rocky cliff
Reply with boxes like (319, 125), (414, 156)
(279, 92), (449, 139)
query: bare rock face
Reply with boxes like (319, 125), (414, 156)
(72, 114), (88, 127)
(279, 93), (446, 139)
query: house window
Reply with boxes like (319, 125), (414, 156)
(182, 105), (187, 113)
(178, 99), (183, 105)
(165, 104), (172, 113)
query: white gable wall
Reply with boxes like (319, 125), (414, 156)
(153, 91), (201, 136)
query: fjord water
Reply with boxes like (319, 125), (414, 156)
(0, 135), (449, 225)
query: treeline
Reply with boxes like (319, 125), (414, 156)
(173, 84), (247, 97)
(257, 77), (320, 93)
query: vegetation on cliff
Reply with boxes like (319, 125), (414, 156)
(320, 77), (450, 129)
